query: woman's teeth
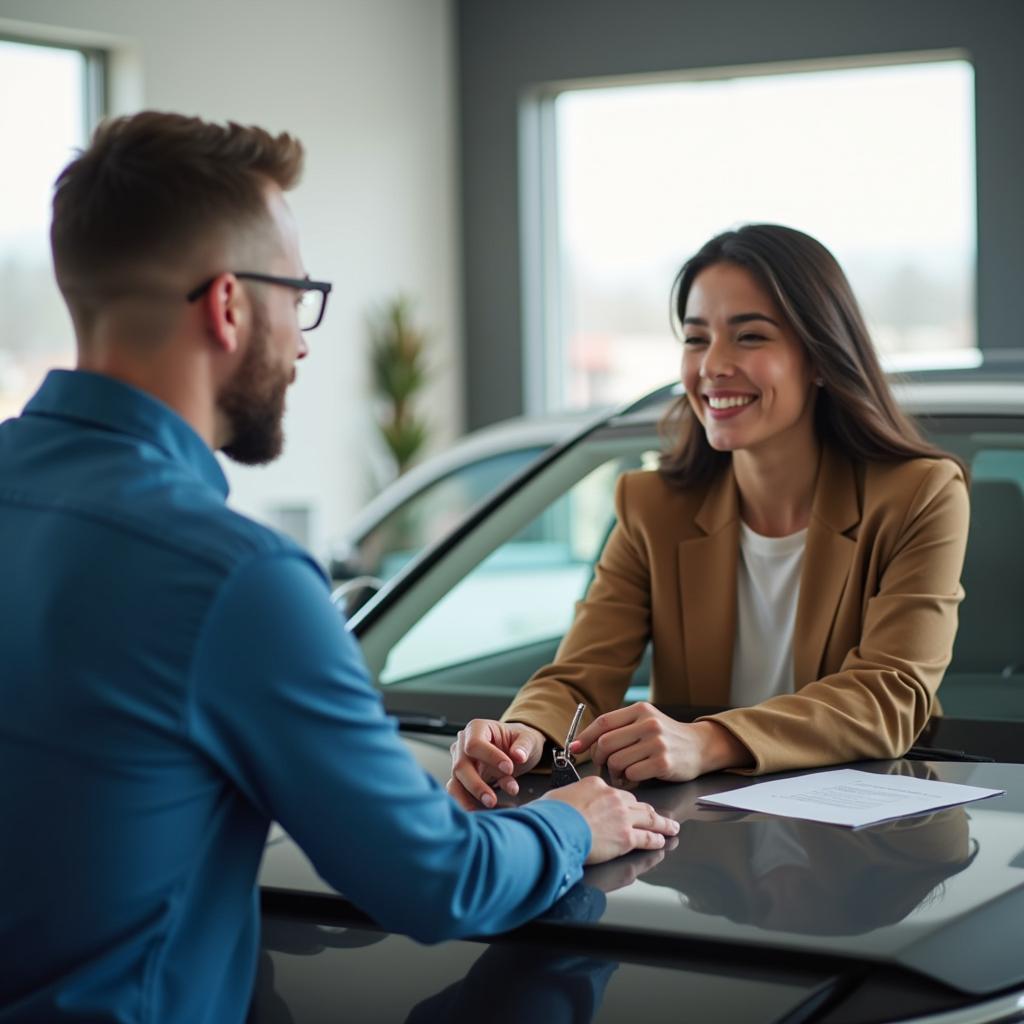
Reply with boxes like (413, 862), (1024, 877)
(706, 395), (755, 410)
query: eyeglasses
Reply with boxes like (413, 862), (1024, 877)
(186, 272), (333, 331)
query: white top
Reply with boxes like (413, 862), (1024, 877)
(729, 522), (807, 707)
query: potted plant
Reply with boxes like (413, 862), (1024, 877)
(369, 296), (430, 477)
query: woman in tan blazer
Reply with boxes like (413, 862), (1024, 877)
(448, 224), (969, 809)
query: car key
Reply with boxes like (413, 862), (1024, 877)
(550, 702), (586, 788)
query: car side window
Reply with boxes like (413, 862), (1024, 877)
(932, 430), (1024, 722)
(379, 456), (644, 686)
(370, 416), (1024, 724)
(357, 448), (547, 580)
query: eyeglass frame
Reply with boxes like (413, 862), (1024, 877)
(186, 272), (333, 331)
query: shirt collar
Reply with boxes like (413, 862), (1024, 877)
(23, 369), (229, 498)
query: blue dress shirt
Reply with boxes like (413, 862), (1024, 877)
(0, 370), (589, 1024)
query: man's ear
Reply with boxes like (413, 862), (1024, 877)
(200, 272), (245, 355)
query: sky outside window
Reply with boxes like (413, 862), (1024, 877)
(551, 59), (976, 410)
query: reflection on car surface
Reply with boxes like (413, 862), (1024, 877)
(258, 377), (1024, 1024)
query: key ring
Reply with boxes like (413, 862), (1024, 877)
(550, 703), (586, 788)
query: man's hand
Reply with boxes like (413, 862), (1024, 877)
(570, 703), (752, 782)
(447, 719), (546, 810)
(541, 776), (679, 864)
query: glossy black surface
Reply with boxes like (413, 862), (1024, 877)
(542, 760), (1022, 996)
(260, 733), (1024, 1012)
(250, 921), (828, 1024)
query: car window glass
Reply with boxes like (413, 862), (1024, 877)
(379, 453), (650, 684)
(931, 425), (1024, 722)
(358, 448), (547, 579)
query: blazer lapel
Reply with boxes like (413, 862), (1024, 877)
(679, 470), (740, 705)
(793, 447), (861, 687)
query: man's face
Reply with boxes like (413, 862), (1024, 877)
(218, 186), (309, 466)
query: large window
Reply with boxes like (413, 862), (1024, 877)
(524, 56), (976, 411)
(0, 38), (104, 420)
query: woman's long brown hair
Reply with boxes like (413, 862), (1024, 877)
(659, 224), (965, 489)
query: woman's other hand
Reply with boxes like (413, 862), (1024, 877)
(448, 719), (546, 810)
(570, 702), (752, 782)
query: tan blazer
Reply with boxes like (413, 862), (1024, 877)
(502, 448), (969, 774)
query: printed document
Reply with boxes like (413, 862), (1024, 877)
(698, 768), (1003, 828)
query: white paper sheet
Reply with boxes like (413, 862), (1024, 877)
(697, 768), (1004, 828)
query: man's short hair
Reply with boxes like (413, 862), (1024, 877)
(51, 111), (304, 298)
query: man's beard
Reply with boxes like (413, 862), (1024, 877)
(218, 302), (291, 465)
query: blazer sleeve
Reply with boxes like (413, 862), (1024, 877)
(501, 473), (653, 744)
(706, 459), (970, 775)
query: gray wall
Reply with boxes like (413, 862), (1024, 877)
(457, 0), (1024, 427)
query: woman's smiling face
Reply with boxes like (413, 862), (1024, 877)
(681, 262), (818, 457)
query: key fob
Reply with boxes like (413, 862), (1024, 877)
(551, 750), (581, 788)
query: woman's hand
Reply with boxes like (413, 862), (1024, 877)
(570, 702), (752, 782)
(447, 719), (547, 810)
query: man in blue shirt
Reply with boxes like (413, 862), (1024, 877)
(0, 112), (677, 1023)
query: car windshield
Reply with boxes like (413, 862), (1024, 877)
(350, 446), (548, 581)
(356, 403), (1024, 728)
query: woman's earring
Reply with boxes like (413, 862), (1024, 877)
(815, 377), (825, 387)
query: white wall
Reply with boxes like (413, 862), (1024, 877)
(0, 0), (462, 559)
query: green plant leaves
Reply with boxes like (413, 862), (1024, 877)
(370, 296), (430, 475)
